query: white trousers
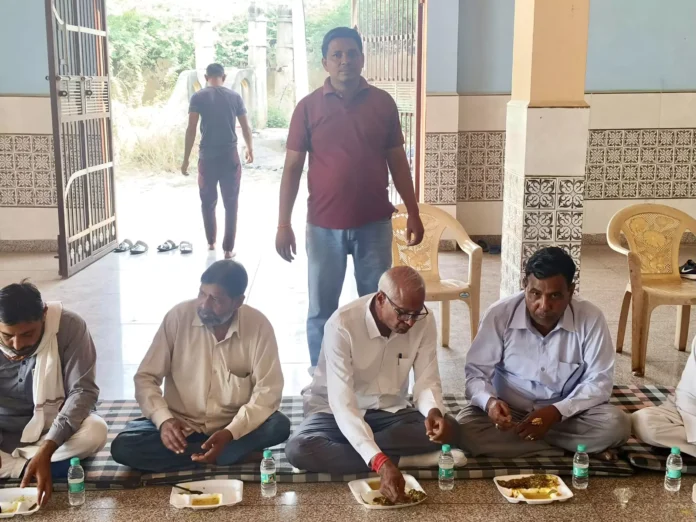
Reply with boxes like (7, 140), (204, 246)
(632, 401), (696, 458)
(1, 414), (107, 479)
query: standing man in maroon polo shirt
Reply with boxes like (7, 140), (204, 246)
(182, 63), (254, 259)
(275, 27), (424, 369)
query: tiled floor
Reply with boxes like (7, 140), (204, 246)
(1, 241), (696, 520)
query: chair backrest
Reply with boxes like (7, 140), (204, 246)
(606, 203), (696, 279)
(391, 203), (473, 282)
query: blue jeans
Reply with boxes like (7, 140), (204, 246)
(306, 219), (393, 367)
(110, 411), (290, 473)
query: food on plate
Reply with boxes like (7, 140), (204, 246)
(189, 493), (222, 507)
(497, 474), (559, 490)
(0, 497), (31, 514)
(367, 480), (381, 491)
(509, 487), (560, 500)
(531, 417), (543, 426)
(369, 489), (427, 506)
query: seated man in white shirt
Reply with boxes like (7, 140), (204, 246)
(111, 260), (290, 472)
(458, 247), (630, 459)
(285, 266), (457, 503)
(633, 337), (696, 457)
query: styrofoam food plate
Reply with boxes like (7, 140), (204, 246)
(348, 474), (427, 509)
(169, 480), (243, 510)
(493, 474), (573, 504)
(0, 488), (39, 518)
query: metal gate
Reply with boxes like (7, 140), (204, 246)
(45, 0), (117, 278)
(353, 0), (425, 204)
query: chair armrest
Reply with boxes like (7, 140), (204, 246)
(457, 238), (483, 287)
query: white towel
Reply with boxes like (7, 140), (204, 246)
(18, 302), (65, 444)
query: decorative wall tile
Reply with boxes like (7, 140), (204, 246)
(457, 131), (506, 202)
(585, 128), (695, 199)
(0, 134), (56, 208)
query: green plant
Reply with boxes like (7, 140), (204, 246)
(267, 104), (289, 129)
(108, 10), (194, 106)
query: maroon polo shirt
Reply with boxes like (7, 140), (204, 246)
(286, 77), (405, 230)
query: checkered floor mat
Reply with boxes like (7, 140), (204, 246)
(612, 384), (696, 474)
(7, 386), (683, 489)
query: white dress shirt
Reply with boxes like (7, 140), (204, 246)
(303, 294), (444, 465)
(466, 291), (615, 419)
(675, 338), (696, 443)
(134, 300), (283, 439)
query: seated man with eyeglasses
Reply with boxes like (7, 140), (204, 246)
(285, 266), (458, 504)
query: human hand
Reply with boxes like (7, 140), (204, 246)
(181, 159), (189, 176)
(191, 429), (233, 464)
(377, 460), (406, 504)
(20, 444), (55, 507)
(406, 212), (424, 246)
(424, 409), (454, 444)
(160, 418), (188, 454)
(244, 148), (254, 164)
(486, 398), (515, 431)
(515, 405), (561, 442)
(275, 226), (296, 262)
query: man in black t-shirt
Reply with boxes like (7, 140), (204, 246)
(182, 63), (253, 258)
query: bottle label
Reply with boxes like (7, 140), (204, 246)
(68, 480), (85, 493)
(261, 473), (276, 485)
(572, 466), (589, 478)
(667, 469), (682, 480)
(438, 467), (454, 480)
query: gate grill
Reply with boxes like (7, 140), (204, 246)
(46, 0), (118, 277)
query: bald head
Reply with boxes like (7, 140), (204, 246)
(378, 266), (426, 304)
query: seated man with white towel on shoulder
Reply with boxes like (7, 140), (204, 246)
(0, 281), (107, 506)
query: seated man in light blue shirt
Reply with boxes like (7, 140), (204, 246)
(457, 247), (630, 459)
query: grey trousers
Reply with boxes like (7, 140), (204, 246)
(457, 403), (631, 458)
(285, 408), (442, 474)
(632, 399), (696, 458)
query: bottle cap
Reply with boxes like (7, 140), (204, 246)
(442, 444), (451, 453)
(577, 444), (586, 452)
(263, 450), (273, 459)
(70, 457), (80, 466)
(671, 447), (681, 455)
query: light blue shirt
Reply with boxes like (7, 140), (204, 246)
(465, 291), (615, 419)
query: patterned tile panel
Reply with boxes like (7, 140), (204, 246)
(585, 128), (695, 200)
(457, 131), (505, 202)
(0, 134), (56, 207)
(424, 132), (458, 204)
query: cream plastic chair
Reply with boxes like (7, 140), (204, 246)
(391, 203), (483, 347)
(607, 203), (696, 377)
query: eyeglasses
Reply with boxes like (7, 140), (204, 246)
(384, 294), (429, 322)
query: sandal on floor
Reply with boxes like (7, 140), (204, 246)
(157, 240), (179, 252)
(180, 241), (193, 255)
(130, 240), (149, 255)
(114, 239), (133, 253)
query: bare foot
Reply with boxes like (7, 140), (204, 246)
(208, 244), (215, 251)
(224, 251), (235, 259)
(593, 449), (619, 461)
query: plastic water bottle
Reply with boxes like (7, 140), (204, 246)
(68, 457), (85, 506)
(260, 449), (277, 497)
(438, 444), (455, 491)
(572, 444), (589, 489)
(664, 447), (683, 492)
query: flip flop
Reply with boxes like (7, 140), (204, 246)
(114, 239), (133, 253)
(180, 241), (193, 255)
(157, 240), (179, 252)
(130, 240), (149, 255)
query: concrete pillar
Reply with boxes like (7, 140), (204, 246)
(291, 0), (309, 101)
(500, 0), (590, 297)
(275, 5), (295, 114)
(193, 19), (215, 87)
(248, 2), (268, 129)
